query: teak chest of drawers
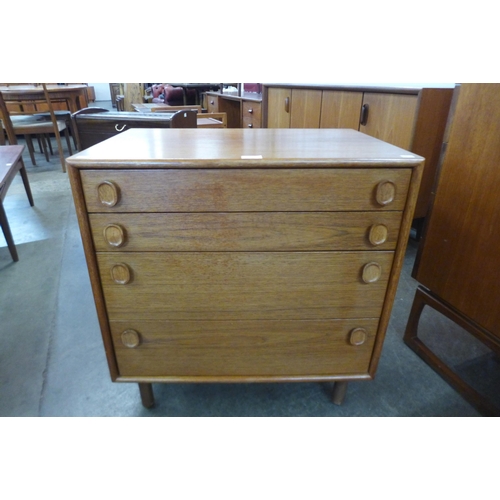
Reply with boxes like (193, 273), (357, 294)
(66, 128), (423, 408)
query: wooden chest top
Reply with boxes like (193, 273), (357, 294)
(66, 128), (423, 168)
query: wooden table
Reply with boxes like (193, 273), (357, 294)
(0, 84), (88, 113)
(0, 145), (34, 261)
(66, 128), (423, 409)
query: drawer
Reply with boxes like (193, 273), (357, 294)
(90, 212), (403, 252)
(81, 169), (412, 213)
(110, 318), (378, 377)
(242, 101), (261, 128)
(206, 94), (219, 113)
(97, 251), (394, 320)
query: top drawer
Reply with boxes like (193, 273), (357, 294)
(81, 168), (411, 213)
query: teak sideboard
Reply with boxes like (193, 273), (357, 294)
(404, 84), (500, 416)
(66, 128), (423, 408)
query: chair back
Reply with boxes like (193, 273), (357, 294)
(0, 84), (67, 171)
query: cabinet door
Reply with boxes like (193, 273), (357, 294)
(320, 90), (363, 129)
(359, 93), (418, 150)
(267, 87), (291, 128)
(290, 89), (322, 128)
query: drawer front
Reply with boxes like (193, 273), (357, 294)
(90, 212), (402, 252)
(111, 318), (378, 377)
(81, 169), (412, 213)
(97, 251), (394, 320)
(206, 95), (219, 113)
(242, 101), (261, 128)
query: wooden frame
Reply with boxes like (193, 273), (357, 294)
(404, 286), (500, 417)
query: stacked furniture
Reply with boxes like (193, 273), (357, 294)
(66, 128), (423, 408)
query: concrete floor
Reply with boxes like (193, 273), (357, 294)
(0, 108), (491, 416)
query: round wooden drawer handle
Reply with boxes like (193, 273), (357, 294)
(121, 329), (141, 348)
(248, 108), (253, 114)
(111, 263), (132, 284)
(375, 180), (396, 206)
(362, 262), (382, 283)
(368, 224), (388, 246)
(97, 181), (120, 207)
(103, 224), (127, 248)
(349, 328), (367, 346)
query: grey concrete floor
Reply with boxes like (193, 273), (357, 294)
(0, 110), (490, 416)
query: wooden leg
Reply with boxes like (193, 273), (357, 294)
(25, 135), (37, 166)
(18, 158), (34, 206)
(0, 201), (18, 262)
(404, 286), (500, 417)
(139, 383), (155, 408)
(39, 135), (50, 162)
(332, 381), (348, 405)
(44, 134), (53, 156)
(64, 128), (72, 155)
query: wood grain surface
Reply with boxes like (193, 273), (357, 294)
(414, 84), (500, 335)
(110, 318), (378, 377)
(89, 211), (402, 252)
(82, 168), (412, 213)
(97, 251), (394, 321)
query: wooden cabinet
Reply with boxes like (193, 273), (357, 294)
(359, 93), (418, 150)
(263, 84), (454, 220)
(267, 88), (322, 128)
(67, 128), (423, 409)
(266, 87), (291, 128)
(404, 84), (500, 416)
(242, 100), (261, 129)
(205, 92), (262, 128)
(320, 90), (363, 129)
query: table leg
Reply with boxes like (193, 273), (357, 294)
(0, 201), (18, 261)
(18, 158), (34, 206)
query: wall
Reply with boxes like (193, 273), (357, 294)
(88, 83), (111, 101)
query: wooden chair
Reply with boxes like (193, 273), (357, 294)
(0, 84), (69, 172)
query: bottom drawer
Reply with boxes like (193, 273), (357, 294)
(110, 319), (378, 378)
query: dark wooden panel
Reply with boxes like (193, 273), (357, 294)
(414, 84), (500, 335)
